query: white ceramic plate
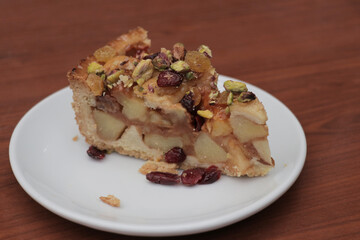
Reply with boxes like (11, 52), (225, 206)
(9, 75), (306, 237)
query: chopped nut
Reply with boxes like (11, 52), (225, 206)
(170, 60), (190, 72)
(198, 44), (212, 58)
(225, 106), (230, 115)
(94, 45), (116, 62)
(87, 62), (104, 74)
(185, 71), (195, 80)
(223, 80), (248, 93)
(99, 195), (120, 207)
(152, 52), (171, 70)
(173, 43), (186, 60)
(209, 90), (219, 101)
(161, 47), (173, 60)
(119, 74), (134, 88)
(139, 161), (179, 175)
(107, 70), (123, 83)
(227, 92), (233, 105)
(197, 110), (214, 119)
(132, 59), (154, 86)
(238, 91), (256, 102)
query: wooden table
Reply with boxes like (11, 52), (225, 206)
(1, 0), (359, 239)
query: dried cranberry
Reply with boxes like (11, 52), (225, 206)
(87, 146), (106, 160)
(146, 172), (180, 185)
(181, 168), (206, 186)
(193, 115), (205, 131)
(198, 165), (222, 184)
(180, 91), (196, 114)
(157, 71), (183, 87)
(143, 52), (159, 60)
(165, 147), (186, 163)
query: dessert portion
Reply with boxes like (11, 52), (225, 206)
(68, 27), (274, 177)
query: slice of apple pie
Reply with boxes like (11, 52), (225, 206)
(68, 27), (274, 177)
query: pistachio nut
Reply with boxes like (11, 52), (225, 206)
(238, 91), (256, 103)
(197, 110), (214, 119)
(225, 106), (230, 115)
(209, 90), (219, 100)
(152, 52), (171, 70)
(119, 75), (134, 88)
(132, 59), (154, 86)
(87, 61), (104, 74)
(227, 92), (233, 105)
(170, 61), (190, 72)
(173, 43), (186, 60)
(198, 44), (212, 58)
(185, 71), (195, 80)
(160, 47), (173, 60)
(223, 80), (248, 93)
(107, 70), (123, 83)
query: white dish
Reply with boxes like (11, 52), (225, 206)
(9, 75), (306, 237)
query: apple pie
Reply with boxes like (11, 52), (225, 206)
(67, 27), (274, 177)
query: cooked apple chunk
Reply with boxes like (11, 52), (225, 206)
(194, 133), (227, 163)
(93, 109), (126, 140)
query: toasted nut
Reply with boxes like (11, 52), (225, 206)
(224, 80), (248, 93)
(198, 44), (212, 58)
(170, 61), (190, 72)
(173, 43), (186, 60)
(227, 92), (233, 105)
(107, 70), (123, 83)
(132, 59), (154, 86)
(197, 110), (213, 119)
(238, 91), (256, 102)
(209, 90), (219, 99)
(161, 47), (173, 60)
(94, 45), (116, 62)
(185, 71), (195, 80)
(225, 106), (230, 115)
(119, 74), (134, 88)
(152, 52), (171, 70)
(87, 62), (104, 74)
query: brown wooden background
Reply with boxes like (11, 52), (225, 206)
(1, 0), (359, 239)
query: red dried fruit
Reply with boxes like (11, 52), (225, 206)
(165, 147), (186, 163)
(146, 172), (180, 185)
(193, 115), (205, 131)
(87, 145), (106, 160)
(181, 168), (206, 186)
(157, 71), (183, 87)
(180, 91), (195, 114)
(198, 165), (222, 184)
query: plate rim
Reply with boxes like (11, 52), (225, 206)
(9, 75), (307, 236)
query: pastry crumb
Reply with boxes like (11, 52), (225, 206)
(139, 161), (179, 175)
(72, 135), (78, 141)
(100, 195), (120, 207)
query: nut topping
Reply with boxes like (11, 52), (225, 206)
(173, 43), (186, 60)
(197, 110), (213, 119)
(198, 44), (212, 58)
(227, 92), (233, 105)
(170, 60), (190, 72)
(107, 70), (123, 83)
(132, 59), (154, 86)
(238, 91), (256, 102)
(87, 62), (104, 74)
(152, 52), (171, 70)
(223, 80), (248, 93)
(157, 71), (183, 87)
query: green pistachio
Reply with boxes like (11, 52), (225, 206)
(197, 110), (214, 119)
(198, 44), (212, 58)
(185, 71), (195, 80)
(100, 73), (106, 81)
(161, 47), (173, 60)
(227, 92), (233, 105)
(225, 106), (230, 115)
(132, 59), (154, 86)
(238, 91), (256, 103)
(170, 61), (190, 72)
(119, 75), (133, 88)
(107, 70), (123, 83)
(87, 62), (104, 74)
(223, 80), (248, 93)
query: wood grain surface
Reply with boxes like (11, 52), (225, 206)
(1, 0), (359, 239)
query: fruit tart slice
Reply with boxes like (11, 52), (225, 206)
(68, 27), (274, 177)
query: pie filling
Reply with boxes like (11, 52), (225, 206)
(68, 27), (274, 177)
